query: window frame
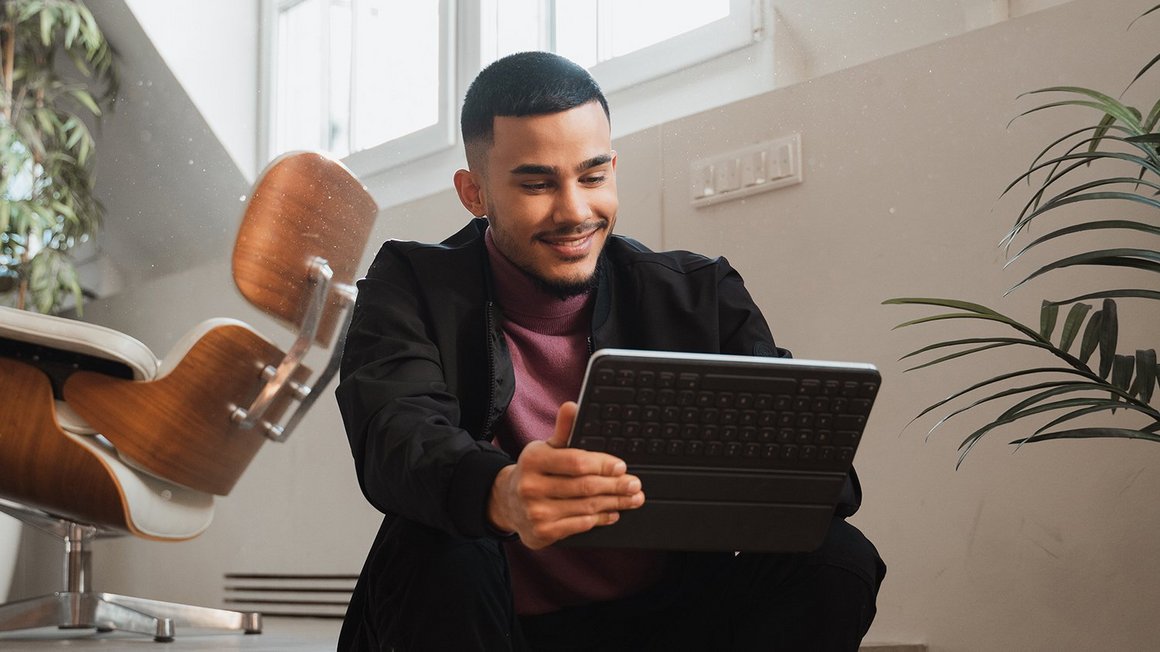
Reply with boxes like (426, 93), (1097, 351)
(259, 0), (458, 177)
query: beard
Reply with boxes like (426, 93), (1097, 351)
(528, 251), (605, 300)
(487, 208), (610, 300)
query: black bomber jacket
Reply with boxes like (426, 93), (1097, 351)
(336, 218), (859, 540)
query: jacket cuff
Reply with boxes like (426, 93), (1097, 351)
(447, 446), (515, 538)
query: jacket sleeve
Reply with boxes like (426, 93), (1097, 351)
(714, 257), (863, 518)
(335, 245), (512, 538)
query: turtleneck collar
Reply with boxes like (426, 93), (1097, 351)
(485, 226), (593, 330)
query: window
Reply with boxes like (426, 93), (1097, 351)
(262, 0), (455, 173)
(481, 0), (758, 92)
(262, 0), (758, 179)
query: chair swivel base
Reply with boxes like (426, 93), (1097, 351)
(0, 590), (261, 642)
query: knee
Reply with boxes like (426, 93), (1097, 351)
(809, 519), (886, 597)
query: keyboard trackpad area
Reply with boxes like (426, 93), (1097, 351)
(635, 468), (846, 505)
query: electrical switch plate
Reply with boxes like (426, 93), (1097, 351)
(690, 134), (802, 208)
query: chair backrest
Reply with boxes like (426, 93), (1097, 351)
(232, 152), (379, 346)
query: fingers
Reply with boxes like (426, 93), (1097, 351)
(546, 401), (579, 449)
(522, 511), (623, 550)
(524, 441), (627, 478)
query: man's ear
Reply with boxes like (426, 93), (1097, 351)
(453, 168), (487, 217)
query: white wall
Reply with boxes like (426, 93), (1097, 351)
(10, 0), (1160, 649)
(124, 0), (261, 181)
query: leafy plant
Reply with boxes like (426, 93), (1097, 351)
(1, 0), (116, 313)
(885, 4), (1160, 466)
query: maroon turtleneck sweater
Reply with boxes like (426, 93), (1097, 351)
(485, 228), (668, 616)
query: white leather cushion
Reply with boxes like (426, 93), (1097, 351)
(66, 430), (215, 540)
(0, 305), (158, 381)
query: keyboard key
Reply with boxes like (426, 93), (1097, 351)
(819, 446), (835, 461)
(595, 368), (615, 385)
(851, 399), (873, 415)
(793, 396), (811, 411)
(780, 445), (798, 460)
(725, 443), (742, 457)
(816, 414), (833, 429)
(602, 404), (621, 419)
(643, 405), (661, 421)
(643, 422), (660, 437)
(696, 391), (715, 407)
(622, 405), (640, 420)
(841, 381), (859, 397)
(682, 407), (699, 422)
(838, 447), (855, 462)
(721, 410), (739, 425)
(800, 445), (817, 461)
(823, 380), (840, 396)
(777, 413), (795, 428)
(678, 391), (697, 406)
(628, 438), (646, 454)
(657, 389), (676, 405)
(861, 382), (879, 397)
(601, 421), (621, 436)
(616, 370), (635, 387)
(658, 372), (676, 388)
(799, 379), (820, 395)
(796, 414), (814, 428)
(716, 392), (734, 408)
(663, 424), (680, 438)
(687, 441), (703, 456)
(744, 443), (761, 458)
(763, 443), (780, 459)
(777, 428), (794, 443)
(755, 394), (773, 409)
(774, 395), (793, 410)
(740, 410), (757, 427)
(623, 422), (641, 437)
(736, 393), (754, 409)
(703, 374), (795, 394)
(678, 373), (699, 390)
(701, 408), (720, 424)
(740, 427), (757, 442)
(637, 371), (655, 387)
(703, 425), (719, 440)
(836, 415), (866, 430)
(648, 439), (665, 455)
(812, 397), (830, 412)
(581, 420), (601, 435)
(667, 440), (684, 456)
(759, 428), (777, 442)
(797, 429), (814, 444)
(592, 386), (635, 403)
(681, 425), (700, 439)
(663, 406), (680, 421)
(579, 436), (606, 451)
(816, 430), (831, 445)
(759, 412), (776, 427)
(706, 442), (723, 456)
(608, 438), (626, 454)
(638, 388), (656, 404)
(721, 426), (738, 441)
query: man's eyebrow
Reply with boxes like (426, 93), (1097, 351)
(508, 154), (612, 177)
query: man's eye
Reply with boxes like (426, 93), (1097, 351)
(522, 182), (550, 191)
(581, 175), (606, 185)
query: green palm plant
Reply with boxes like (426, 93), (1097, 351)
(0, 0), (115, 314)
(885, 4), (1160, 466)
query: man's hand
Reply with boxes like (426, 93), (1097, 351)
(487, 401), (644, 549)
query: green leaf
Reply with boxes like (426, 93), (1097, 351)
(1048, 289), (1160, 305)
(1015, 428), (1160, 445)
(1112, 354), (1135, 392)
(1012, 92), (1143, 132)
(903, 342), (1018, 372)
(1009, 250), (1160, 294)
(69, 89), (101, 117)
(1039, 300), (1059, 339)
(1099, 299), (1118, 379)
(1079, 310), (1103, 366)
(1136, 350), (1156, 403)
(1058, 303), (1092, 353)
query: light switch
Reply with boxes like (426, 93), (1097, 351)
(690, 134), (802, 208)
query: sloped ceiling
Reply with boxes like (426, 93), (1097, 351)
(84, 0), (249, 289)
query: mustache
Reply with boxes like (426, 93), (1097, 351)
(536, 219), (610, 239)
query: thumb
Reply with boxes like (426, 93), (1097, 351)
(547, 401), (579, 449)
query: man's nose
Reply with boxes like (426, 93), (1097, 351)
(552, 185), (592, 225)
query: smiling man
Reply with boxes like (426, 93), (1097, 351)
(336, 52), (884, 651)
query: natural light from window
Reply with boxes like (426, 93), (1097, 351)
(269, 0), (738, 169)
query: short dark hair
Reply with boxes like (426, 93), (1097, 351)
(461, 51), (609, 152)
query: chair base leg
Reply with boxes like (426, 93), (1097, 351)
(0, 591), (261, 641)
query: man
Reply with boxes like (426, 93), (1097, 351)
(336, 51), (884, 651)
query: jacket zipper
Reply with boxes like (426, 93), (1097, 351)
(482, 300), (498, 440)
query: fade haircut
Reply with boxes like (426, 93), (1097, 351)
(461, 51), (609, 166)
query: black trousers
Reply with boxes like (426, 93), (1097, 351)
(339, 516), (885, 651)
